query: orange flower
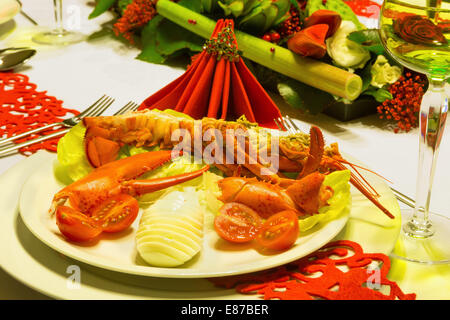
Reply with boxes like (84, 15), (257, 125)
(113, 0), (157, 44)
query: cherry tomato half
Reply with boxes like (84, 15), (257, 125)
(56, 206), (103, 242)
(214, 202), (263, 243)
(91, 194), (139, 233)
(256, 210), (299, 251)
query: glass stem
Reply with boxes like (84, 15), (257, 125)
(404, 78), (448, 238)
(53, 0), (65, 35)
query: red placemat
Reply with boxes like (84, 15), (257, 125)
(210, 240), (416, 300)
(0, 72), (79, 155)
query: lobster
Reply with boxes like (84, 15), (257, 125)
(79, 110), (394, 219)
(50, 150), (209, 241)
(218, 172), (334, 219)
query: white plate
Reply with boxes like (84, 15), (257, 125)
(0, 151), (401, 299)
(19, 155), (349, 278)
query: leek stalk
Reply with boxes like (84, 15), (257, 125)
(156, 0), (362, 100)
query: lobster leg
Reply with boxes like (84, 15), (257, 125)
(121, 165), (210, 196)
(329, 160), (395, 219)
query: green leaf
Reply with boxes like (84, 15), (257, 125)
(363, 87), (393, 102)
(138, 0), (204, 64)
(277, 78), (334, 114)
(348, 29), (386, 55)
(289, 0), (300, 11)
(178, 0), (204, 12)
(138, 16), (167, 64)
(357, 57), (376, 92)
(118, 0), (133, 13)
(87, 19), (116, 42)
(89, 0), (116, 19)
(155, 19), (204, 56)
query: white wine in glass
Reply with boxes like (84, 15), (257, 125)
(33, 0), (84, 45)
(379, 0), (450, 264)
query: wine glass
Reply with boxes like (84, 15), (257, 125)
(379, 0), (450, 264)
(32, 0), (84, 45)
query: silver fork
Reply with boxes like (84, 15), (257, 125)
(0, 98), (139, 158)
(0, 95), (114, 148)
(274, 115), (417, 209)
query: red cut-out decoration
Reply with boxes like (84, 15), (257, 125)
(0, 72), (79, 155)
(210, 240), (416, 300)
(139, 19), (282, 129)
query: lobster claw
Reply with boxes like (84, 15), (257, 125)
(51, 150), (210, 241)
(121, 165), (210, 197)
(286, 172), (333, 215)
(84, 120), (121, 168)
(51, 151), (209, 216)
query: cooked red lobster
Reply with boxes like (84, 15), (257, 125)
(75, 110), (394, 219)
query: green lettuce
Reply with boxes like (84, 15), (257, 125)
(298, 170), (351, 231)
(56, 123), (92, 183)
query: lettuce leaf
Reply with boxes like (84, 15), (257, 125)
(56, 123), (93, 183)
(298, 170), (351, 231)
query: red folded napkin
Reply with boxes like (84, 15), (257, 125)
(209, 240), (416, 300)
(139, 19), (282, 129)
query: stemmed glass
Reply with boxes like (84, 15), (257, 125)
(32, 0), (84, 45)
(379, 0), (450, 264)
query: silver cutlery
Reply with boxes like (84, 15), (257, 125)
(16, 0), (39, 26)
(0, 96), (139, 158)
(274, 115), (416, 209)
(0, 95), (114, 148)
(0, 47), (31, 54)
(0, 49), (36, 71)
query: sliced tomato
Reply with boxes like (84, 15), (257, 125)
(256, 210), (299, 251)
(91, 194), (139, 233)
(214, 202), (263, 243)
(56, 206), (103, 242)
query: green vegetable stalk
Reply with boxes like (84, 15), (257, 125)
(156, 0), (363, 100)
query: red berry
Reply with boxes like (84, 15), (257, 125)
(270, 32), (280, 42)
(262, 34), (272, 42)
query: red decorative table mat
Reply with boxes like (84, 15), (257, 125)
(210, 240), (416, 300)
(0, 72), (78, 155)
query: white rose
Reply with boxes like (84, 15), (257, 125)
(326, 21), (371, 69)
(370, 55), (402, 88)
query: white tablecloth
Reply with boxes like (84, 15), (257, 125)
(0, 0), (449, 299)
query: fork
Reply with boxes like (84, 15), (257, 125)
(16, 0), (39, 26)
(0, 95), (114, 148)
(0, 98), (141, 158)
(274, 115), (417, 209)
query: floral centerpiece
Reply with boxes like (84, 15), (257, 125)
(89, 0), (428, 132)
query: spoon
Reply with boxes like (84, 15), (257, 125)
(0, 47), (31, 54)
(0, 49), (36, 71)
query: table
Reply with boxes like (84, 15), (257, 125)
(0, 0), (449, 300)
